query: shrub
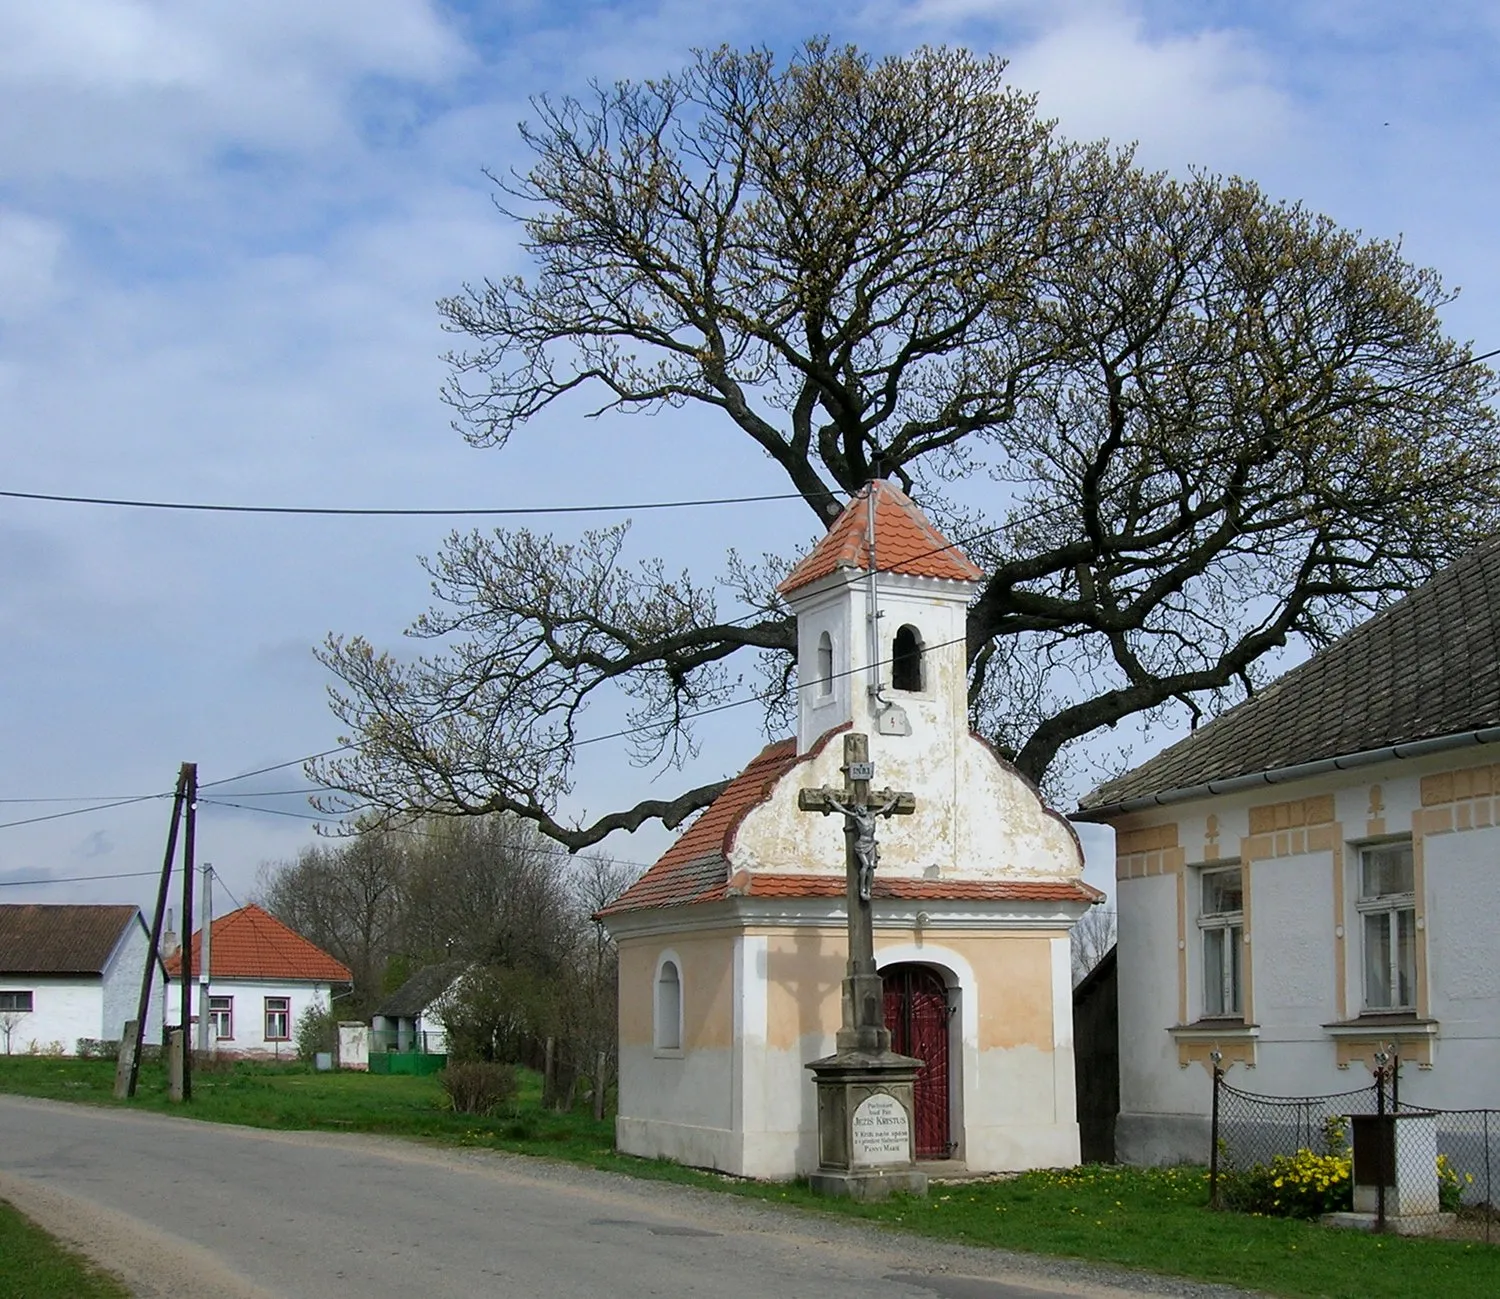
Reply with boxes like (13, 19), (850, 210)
(75, 1039), (121, 1060)
(441, 1061), (519, 1115)
(294, 1004), (338, 1062)
(1437, 1154), (1474, 1212)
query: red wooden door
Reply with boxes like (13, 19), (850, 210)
(882, 964), (952, 1159)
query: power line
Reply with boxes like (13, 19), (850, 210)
(0, 488), (828, 517)
(0, 864), (162, 888)
(197, 798), (655, 868)
(0, 793), (170, 831)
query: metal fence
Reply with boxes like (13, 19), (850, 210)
(1209, 1057), (1498, 1241)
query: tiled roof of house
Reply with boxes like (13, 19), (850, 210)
(599, 735), (1102, 915)
(165, 904), (352, 983)
(372, 960), (466, 1019)
(738, 875), (1103, 903)
(777, 480), (983, 597)
(0, 904), (139, 975)
(599, 739), (801, 916)
(1079, 537), (1500, 813)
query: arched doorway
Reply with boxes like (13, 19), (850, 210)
(882, 964), (952, 1159)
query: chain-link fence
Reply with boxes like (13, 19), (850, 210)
(1209, 1061), (1497, 1242)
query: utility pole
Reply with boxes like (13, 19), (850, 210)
(121, 764), (190, 1099)
(197, 862), (214, 1055)
(180, 763), (197, 1101)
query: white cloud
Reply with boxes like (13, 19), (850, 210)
(878, 0), (1293, 171)
(0, 210), (65, 321)
(0, 1), (467, 181)
(1011, 11), (1290, 167)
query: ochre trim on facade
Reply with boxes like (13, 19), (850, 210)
(1330, 822), (1347, 1020)
(1174, 1030), (1257, 1071)
(1115, 822), (1183, 881)
(1331, 1030), (1435, 1071)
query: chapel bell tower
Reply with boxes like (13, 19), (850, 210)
(777, 481), (983, 757)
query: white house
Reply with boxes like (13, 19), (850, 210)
(370, 961), (465, 1055)
(600, 481), (1099, 1180)
(165, 904), (351, 1058)
(0, 904), (164, 1054)
(1077, 539), (1500, 1164)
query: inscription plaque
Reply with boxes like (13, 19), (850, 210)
(851, 1093), (911, 1167)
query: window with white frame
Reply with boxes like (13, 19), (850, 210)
(264, 996), (291, 1041)
(0, 990), (34, 1013)
(654, 958), (682, 1052)
(1358, 840), (1417, 1012)
(1199, 866), (1244, 1018)
(209, 995), (233, 1041)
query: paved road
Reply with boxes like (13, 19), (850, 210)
(0, 1096), (1245, 1299)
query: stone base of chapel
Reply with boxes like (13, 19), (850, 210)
(615, 1117), (810, 1180)
(616, 1116), (1083, 1181)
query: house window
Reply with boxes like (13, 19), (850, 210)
(264, 997), (291, 1041)
(209, 996), (233, 1041)
(815, 631), (834, 699)
(0, 991), (34, 1013)
(654, 957), (682, 1052)
(892, 624), (924, 692)
(1358, 841), (1417, 1012)
(1198, 866), (1243, 1018)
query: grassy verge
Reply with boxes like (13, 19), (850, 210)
(1, 1057), (1495, 1299)
(0, 1199), (131, 1299)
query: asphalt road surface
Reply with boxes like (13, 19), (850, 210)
(0, 1095), (1248, 1299)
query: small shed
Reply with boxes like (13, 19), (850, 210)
(370, 962), (463, 1072)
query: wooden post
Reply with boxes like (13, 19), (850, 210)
(543, 1036), (556, 1109)
(592, 1051), (608, 1122)
(180, 763), (197, 1102)
(125, 766), (190, 1098)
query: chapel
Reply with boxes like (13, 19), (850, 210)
(599, 481), (1099, 1178)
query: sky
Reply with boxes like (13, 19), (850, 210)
(2, 0), (1499, 923)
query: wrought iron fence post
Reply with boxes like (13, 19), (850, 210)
(1209, 1050), (1223, 1209)
(1374, 1050), (1389, 1233)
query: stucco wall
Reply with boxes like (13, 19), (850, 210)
(191, 979), (333, 1057)
(0, 978), (102, 1054)
(1114, 750), (1500, 1164)
(616, 919), (1080, 1178)
(101, 919), (163, 1046)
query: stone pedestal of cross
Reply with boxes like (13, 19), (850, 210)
(798, 731), (928, 1200)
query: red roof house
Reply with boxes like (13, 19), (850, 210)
(166, 905), (350, 1056)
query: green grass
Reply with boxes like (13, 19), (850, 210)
(2, 1057), (1496, 1298)
(0, 1199), (131, 1299)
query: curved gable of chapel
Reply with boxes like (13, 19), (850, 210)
(728, 727), (1084, 887)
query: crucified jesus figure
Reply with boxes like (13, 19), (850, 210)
(823, 795), (904, 902)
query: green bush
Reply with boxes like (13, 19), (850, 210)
(440, 1061), (519, 1115)
(294, 1004), (338, 1062)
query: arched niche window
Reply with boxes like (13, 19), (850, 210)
(654, 954), (682, 1052)
(892, 624), (924, 692)
(815, 631), (834, 698)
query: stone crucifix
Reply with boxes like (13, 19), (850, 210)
(798, 732), (916, 1054)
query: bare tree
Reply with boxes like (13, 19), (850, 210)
(1072, 906), (1117, 986)
(314, 41), (1500, 839)
(0, 1010), (24, 1055)
(258, 834), (407, 1012)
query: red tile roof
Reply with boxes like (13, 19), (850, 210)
(739, 875), (1103, 903)
(778, 480), (983, 597)
(599, 739), (802, 916)
(165, 904), (351, 983)
(599, 734), (1101, 916)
